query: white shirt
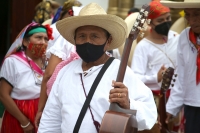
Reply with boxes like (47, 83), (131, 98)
(38, 59), (157, 132)
(166, 27), (200, 116)
(0, 56), (41, 99)
(46, 23), (75, 60)
(131, 31), (179, 91)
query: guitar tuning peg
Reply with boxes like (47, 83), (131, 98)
(173, 79), (176, 82)
(147, 19), (151, 24)
(171, 84), (174, 87)
(138, 27), (142, 30)
(141, 19), (145, 24)
(144, 11), (149, 17)
(174, 74), (178, 77)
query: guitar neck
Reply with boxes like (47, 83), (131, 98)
(109, 35), (134, 110)
(116, 35), (134, 82)
(158, 91), (168, 132)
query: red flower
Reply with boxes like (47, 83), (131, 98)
(44, 24), (54, 40)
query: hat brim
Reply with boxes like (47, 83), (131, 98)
(56, 14), (127, 50)
(170, 17), (188, 34)
(160, 1), (200, 8)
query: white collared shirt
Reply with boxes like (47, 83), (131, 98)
(131, 30), (179, 90)
(46, 23), (75, 60)
(0, 56), (41, 99)
(38, 59), (157, 132)
(166, 27), (200, 116)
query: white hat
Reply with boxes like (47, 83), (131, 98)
(160, 0), (200, 8)
(56, 3), (127, 50)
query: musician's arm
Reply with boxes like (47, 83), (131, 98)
(166, 38), (185, 116)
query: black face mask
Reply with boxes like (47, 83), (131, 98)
(154, 21), (171, 36)
(76, 42), (106, 63)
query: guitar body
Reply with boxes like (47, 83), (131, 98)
(99, 111), (137, 133)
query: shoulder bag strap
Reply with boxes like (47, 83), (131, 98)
(73, 57), (115, 133)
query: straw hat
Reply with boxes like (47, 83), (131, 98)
(42, 18), (53, 25)
(118, 13), (150, 67)
(170, 17), (188, 34)
(56, 3), (127, 50)
(160, 0), (200, 8)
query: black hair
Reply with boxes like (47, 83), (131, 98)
(128, 7), (140, 15)
(24, 24), (46, 39)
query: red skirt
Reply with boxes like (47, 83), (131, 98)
(1, 98), (39, 133)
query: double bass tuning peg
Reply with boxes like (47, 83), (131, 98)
(171, 84), (174, 87)
(174, 74), (178, 77)
(172, 79), (176, 82)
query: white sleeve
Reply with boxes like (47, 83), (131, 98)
(46, 35), (75, 60)
(131, 42), (158, 84)
(38, 72), (63, 132)
(166, 35), (185, 116)
(0, 57), (18, 87)
(125, 67), (157, 130)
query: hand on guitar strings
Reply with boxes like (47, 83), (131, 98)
(109, 80), (130, 109)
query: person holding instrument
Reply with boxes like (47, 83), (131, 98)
(38, 3), (157, 132)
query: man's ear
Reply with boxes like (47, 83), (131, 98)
(108, 36), (112, 44)
(104, 36), (112, 51)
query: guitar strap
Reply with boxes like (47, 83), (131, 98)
(73, 57), (115, 133)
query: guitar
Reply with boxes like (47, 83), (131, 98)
(158, 67), (177, 133)
(99, 4), (150, 133)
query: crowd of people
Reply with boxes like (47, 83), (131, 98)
(0, 0), (199, 133)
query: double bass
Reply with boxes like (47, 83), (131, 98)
(99, 4), (150, 133)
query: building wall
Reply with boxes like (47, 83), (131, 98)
(56, 0), (151, 11)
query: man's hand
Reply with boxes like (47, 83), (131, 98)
(109, 80), (130, 109)
(157, 65), (167, 82)
(165, 112), (174, 124)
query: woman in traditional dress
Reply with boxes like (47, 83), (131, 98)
(0, 22), (53, 133)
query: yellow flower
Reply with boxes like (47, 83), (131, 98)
(179, 10), (185, 17)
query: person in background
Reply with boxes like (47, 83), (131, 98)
(160, 0), (200, 133)
(131, 0), (180, 132)
(0, 22), (53, 133)
(38, 3), (157, 132)
(33, 0), (60, 24)
(34, 0), (82, 128)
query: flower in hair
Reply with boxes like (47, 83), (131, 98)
(44, 24), (54, 40)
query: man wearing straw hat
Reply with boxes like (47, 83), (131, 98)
(38, 2), (157, 132)
(160, 0), (200, 133)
